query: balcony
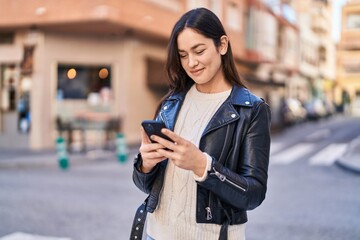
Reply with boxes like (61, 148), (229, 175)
(340, 39), (360, 50)
(343, 60), (360, 74)
(312, 15), (328, 34)
(0, 0), (182, 41)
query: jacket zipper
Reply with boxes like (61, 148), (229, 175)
(162, 110), (217, 220)
(211, 167), (247, 192)
(205, 192), (213, 220)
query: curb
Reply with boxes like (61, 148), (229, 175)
(335, 159), (360, 175)
(335, 137), (360, 175)
(0, 148), (139, 170)
(0, 152), (112, 169)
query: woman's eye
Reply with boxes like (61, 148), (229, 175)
(196, 50), (205, 55)
(179, 54), (187, 58)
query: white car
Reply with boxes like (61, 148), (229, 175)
(350, 97), (360, 116)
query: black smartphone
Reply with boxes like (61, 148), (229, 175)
(141, 120), (173, 143)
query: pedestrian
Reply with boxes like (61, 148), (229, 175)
(132, 7), (271, 240)
(8, 78), (17, 111)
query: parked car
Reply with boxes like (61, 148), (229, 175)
(323, 99), (336, 117)
(281, 98), (307, 125)
(350, 97), (360, 116)
(305, 99), (327, 120)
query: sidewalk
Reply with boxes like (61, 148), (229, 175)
(335, 136), (360, 174)
(1, 138), (359, 174)
(0, 145), (140, 169)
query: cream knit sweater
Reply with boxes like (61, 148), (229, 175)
(146, 85), (245, 240)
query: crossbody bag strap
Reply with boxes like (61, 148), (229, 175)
(129, 196), (149, 240)
(217, 200), (232, 240)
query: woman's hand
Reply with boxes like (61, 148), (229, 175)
(151, 128), (207, 177)
(139, 127), (167, 173)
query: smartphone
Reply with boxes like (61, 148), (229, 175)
(141, 120), (173, 143)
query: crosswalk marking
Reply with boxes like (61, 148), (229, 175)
(0, 232), (71, 240)
(271, 143), (316, 165)
(270, 142), (284, 155)
(309, 143), (348, 166)
(270, 142), (350, 166)
(304, 128), (331, 141)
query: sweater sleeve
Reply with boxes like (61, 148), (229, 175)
(193, 153), (213, 182)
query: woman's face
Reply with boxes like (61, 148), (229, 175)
(177, 28), (228, 93)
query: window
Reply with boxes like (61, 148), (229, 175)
(146, 58), (169, 96)
(187, 0), (209, 10)
(0, 64), (18, 112)
(0, 32), (15, 44)
(343, 61), (360, 73)
(57, 64), (111, 99)
(208, 0), (222, 19)
(187, 0), (221, 18)
(21, 46), (35, 75)
(145, 0), (181, 11)
(346, 13), (360, 29)
(318, 46), (326, 62)
(226, 2), (242, 31)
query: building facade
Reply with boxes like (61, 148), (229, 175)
(311, 0), (337, 102)
(0, 0), (250, 150)
(0, 0), (337, 150)
(336, 0), (360, 114)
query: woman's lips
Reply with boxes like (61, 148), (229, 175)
(190, 68), (204, 76)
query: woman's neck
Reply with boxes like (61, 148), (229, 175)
(195, 80), (232, 94)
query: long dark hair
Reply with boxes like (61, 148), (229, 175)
(166, 7), (246, 93)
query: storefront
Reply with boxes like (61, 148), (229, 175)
(0, 32), (31, 148)
(0, 30), (168, 150)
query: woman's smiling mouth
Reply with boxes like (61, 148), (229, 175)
(190, 68), (204, 76)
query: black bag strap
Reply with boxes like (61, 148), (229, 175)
(129, 197), (149, 240)
(218, 200), (231, 240)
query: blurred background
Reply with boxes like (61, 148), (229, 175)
(0, 0), (359, 240)
(0, 0), (358, 150)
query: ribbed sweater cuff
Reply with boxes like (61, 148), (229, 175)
(194, 153), (212, 182)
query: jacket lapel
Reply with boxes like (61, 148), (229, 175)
(202, 86), (254, 137)
(159, 91), (186, 131)
(159, 85), (254, 136)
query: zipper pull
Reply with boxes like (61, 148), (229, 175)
(213, 167), (226, 182)
(205, 207), (213, 220)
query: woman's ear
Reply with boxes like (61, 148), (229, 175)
(219, 35), (229, 55)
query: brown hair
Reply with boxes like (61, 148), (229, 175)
(166, 7), (246, 93)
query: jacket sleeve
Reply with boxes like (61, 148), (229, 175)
(132, 153), (161, 194)
(132, 111), (165, 194)
(198, 101), (271, 210)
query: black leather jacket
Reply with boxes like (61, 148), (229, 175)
(133, 84), (271, 236)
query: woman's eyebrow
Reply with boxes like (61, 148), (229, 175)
(178, 43), (206, 52)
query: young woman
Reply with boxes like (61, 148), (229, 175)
(132, 7), (271, 240)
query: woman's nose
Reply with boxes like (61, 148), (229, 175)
(188, 57), (198, 68)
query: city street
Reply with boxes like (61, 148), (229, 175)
(0, 115), (360, 240)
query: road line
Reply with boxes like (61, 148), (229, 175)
(271, 143), (315, 165)
(270, 142), (284, 155)
(0, 232), (71, 240)
(309, 143), (348, 166)
(304, 128), (331, 141)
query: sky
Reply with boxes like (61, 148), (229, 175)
(332, 0), (347, 42)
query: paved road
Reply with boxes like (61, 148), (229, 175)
(0, 157), (146, 240)
(248, 115), (360, 240)
(0, 115), (359, 240)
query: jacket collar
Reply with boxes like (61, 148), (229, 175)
(166, 83), (254, 108)
(229, 85), (254, 107)
(161, 84), (255, 135)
